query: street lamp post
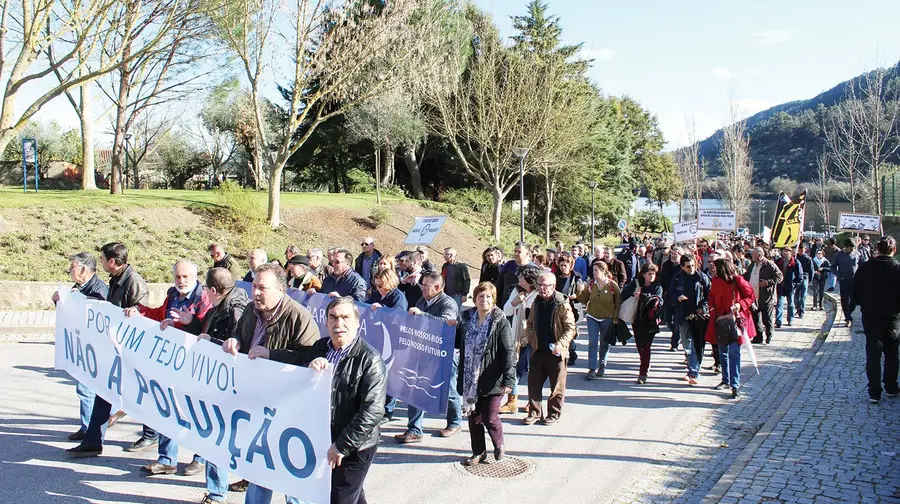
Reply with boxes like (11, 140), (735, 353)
(761, 209), (768, 237)
(589, 181), (599, 257)
(513, 147), (529, 243)
(124, 133), (132, 191)
(757, 199), (762, 235)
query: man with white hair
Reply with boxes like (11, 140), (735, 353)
(441, 247), (470, 310)
(123, 259), (212, 477)
(308, 248), (326, 281)
(242, 248), (268, 282)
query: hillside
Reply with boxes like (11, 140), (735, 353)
(696, 62), (900, 183)
(0, 188), (539, 284)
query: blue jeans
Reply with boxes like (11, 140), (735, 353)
(384, 396), (396, 419)
(794, 279), (808, 317)
(719, 342), (741, 388)
(450, 294), (463, 310)
(826, 272), (836, 290)
(406, 351), (462, 435)
(514, 345), (532, 396)
(157, 435), (203, 466)
(776, 290), (794, 325)
(678, 322), (701, 378)
(244, 483), (303, 504)
(206, 462), (229, 502)
(587, 317), (613, 371)
(76, 382), (95, 431)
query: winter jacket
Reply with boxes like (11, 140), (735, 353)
(399, 272), (424, 308)
(213, 254), (245, 283)
(525, 291), (576, 356)
(618, 251), (640, 283)
(622, 278), (664, 344)
(812, 257), (831, 283)
(496, 260), (523, 308)
(823, 244), (840, 265)
(575, 279), (620, 322)
(572, 256), (589, 282)
(602, 257), (628, 288)
(138, 282), (212, 335)
(231, 294), (321, 363)
(354, 249), (383, 287)
(321, 270), (368, 301)
(774, 256), (804, 295)
(415, 292), (459, 322)
(556, 270), (584, 320)
(668, 270), (710, 324)
(365, 288), (408, 311)
(796, 253), (814, 283)
(479, 262), (501, 285)
(295, 337), (386, 456)
(108, 265), (149, 309)
(705, 275), (757, 345)
(76, 274), (109, 301)
(455, 307), (516, 397)
(288, 271), (322, 292)
(854, 256), (900, 338)
(201, 287), (250, 345)
(441, 261), (471, 298)
(834, 250), (860, 281)
(743, 260), (782, 306)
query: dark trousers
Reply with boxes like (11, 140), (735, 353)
(84, 398), (156, 445)
(468, 395), (504, 455)
(839, 278), (855, 322)
(527, 350), (567, 419)
(711, 344), (720, 367)
(668, 322), (680, 349)
(861, 315), (900, 399)
(752, 302), (775, 341)
(812, 279), (826, 308)
(332, 446), (377, 504)
(636, 337), (654, 376)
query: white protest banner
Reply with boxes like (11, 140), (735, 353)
(674, 220), (701, 243)
(403, 216), (448, 245)
(837, 212), (882, 234)
(697, 209), (737, 231)
(54, 290), (332, 503)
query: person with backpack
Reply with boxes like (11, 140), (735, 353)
(622, 263), (664, 384)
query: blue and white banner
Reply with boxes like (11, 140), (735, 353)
(238, 281), (456, 415)
(54, 290), (333, 503)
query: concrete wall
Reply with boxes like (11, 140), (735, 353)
(0, 280), (171, 311)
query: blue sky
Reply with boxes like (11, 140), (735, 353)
(473, 0), (900, 147)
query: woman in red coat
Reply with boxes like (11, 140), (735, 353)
(705, 258), (757, 398)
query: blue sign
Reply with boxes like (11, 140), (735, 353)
(236, 281), (456, 415)
(617, 218), (627, 231)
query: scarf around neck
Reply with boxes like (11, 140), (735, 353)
(461, 308), (498, 415)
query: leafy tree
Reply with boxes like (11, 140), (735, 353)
(644, 152), (683, 228)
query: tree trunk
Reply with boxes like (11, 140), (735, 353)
(544, 176), (553, 246)
(491, 188), (504, 241)
(267, 164), (283, 227)
(381, 144), (394, 186)
(374, 144), (381, 204)
(132, 149), (140, 189)
(401, 146), (425, 199)
(109, 50), (132, 194)
(80, 82), (97, 190)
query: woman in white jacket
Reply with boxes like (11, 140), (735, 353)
(498, 264), (542, 414)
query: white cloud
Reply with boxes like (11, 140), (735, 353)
(582, 47), (613, 61)
(711, 67), (733, 80)
(753, 29), (795, 46)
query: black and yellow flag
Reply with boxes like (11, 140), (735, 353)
(770, 191), (806, 248)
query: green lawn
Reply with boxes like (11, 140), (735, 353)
(0, 186), (405, 210)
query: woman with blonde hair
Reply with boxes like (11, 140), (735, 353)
(576, 260), (621, 379)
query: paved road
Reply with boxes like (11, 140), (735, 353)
(0, 304), (875, 504)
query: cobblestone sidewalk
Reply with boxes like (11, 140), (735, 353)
(610, 303), (831, 504)
(717, 309), (900, 504)
(0, 310), (55, 329)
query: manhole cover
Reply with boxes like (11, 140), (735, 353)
(458, 456), (534, 478)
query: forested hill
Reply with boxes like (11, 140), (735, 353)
(696, 62), (900, 183)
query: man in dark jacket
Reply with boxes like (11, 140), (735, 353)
(496, 242), (532, 309)
(795, 244), (814, 319)
(208, 243), (244, 281)
(53, 252), (108, 442)
(774, 247), (804, 327)
(669, 254), (710, 383)
(300, 297), (387, 504)
(745, 247), (783, 344)
(395, 272), (460, 444)
(319, 248), (367, 301)
(659, 246), (683, 351)
(441, 247), (471, 310)
(601, 246), (628, 287)
(220, 263), (321, 503)
(68, 242), (150, 457)
(354, 237), (382, 289)
(854, 236), (900, 403)
(834, 239), (860, 327)
(398, 251), (425, 308)
(823, 238), (840, 291)
(618, 242), (641, 283)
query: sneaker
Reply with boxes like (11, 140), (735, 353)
(887, 391), (899, 398)
(585, 370), (597, 380)
(394, 432), (423, 444)
(869, 396), (881, 404)
(714, 382), (730, 391)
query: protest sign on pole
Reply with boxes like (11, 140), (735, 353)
(837, 212), (882, 234)
(696, 209), (737, 231)
(674, 220), (700, 243)
(403, 216), (448, 245)
(237, 283), (456, 415)
(54, 290), (333, 503)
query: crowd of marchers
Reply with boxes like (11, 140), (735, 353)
(50, 228), (899, 503)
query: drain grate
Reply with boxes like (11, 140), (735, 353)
(459, 456), (534, 478)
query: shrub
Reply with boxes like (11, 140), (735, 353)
(442, 188), (494, 218)
(346, 169), (375, 193)
(215, 180), (268, 250)
(370, 206), (390, 229)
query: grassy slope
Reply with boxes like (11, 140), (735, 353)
(0, 187), (539, 283)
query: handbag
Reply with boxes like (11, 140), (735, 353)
(714, 284), (746, 346)
(619, 295), (638, 324)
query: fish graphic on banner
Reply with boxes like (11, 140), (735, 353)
(770, 191), (806, 248)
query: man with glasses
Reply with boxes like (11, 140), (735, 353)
(858, 235), (872, 264)
(314, 248), (367, 301)
(355, 237), (382, 289)
(524, 272), (576, 425)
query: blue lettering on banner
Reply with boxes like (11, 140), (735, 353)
(236, 281), (456, 415)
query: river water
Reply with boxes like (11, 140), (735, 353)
(631, 198), (855, 234)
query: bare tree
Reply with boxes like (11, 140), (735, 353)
(811, 150), (832, 230)
(212, 0), (449, 227)
(825, 95), (863, 211)
(716, 102), (754, 225)
(853, 66), (900, 214)
(0, 0), (182, 157)
(675, 114), (702, 221)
